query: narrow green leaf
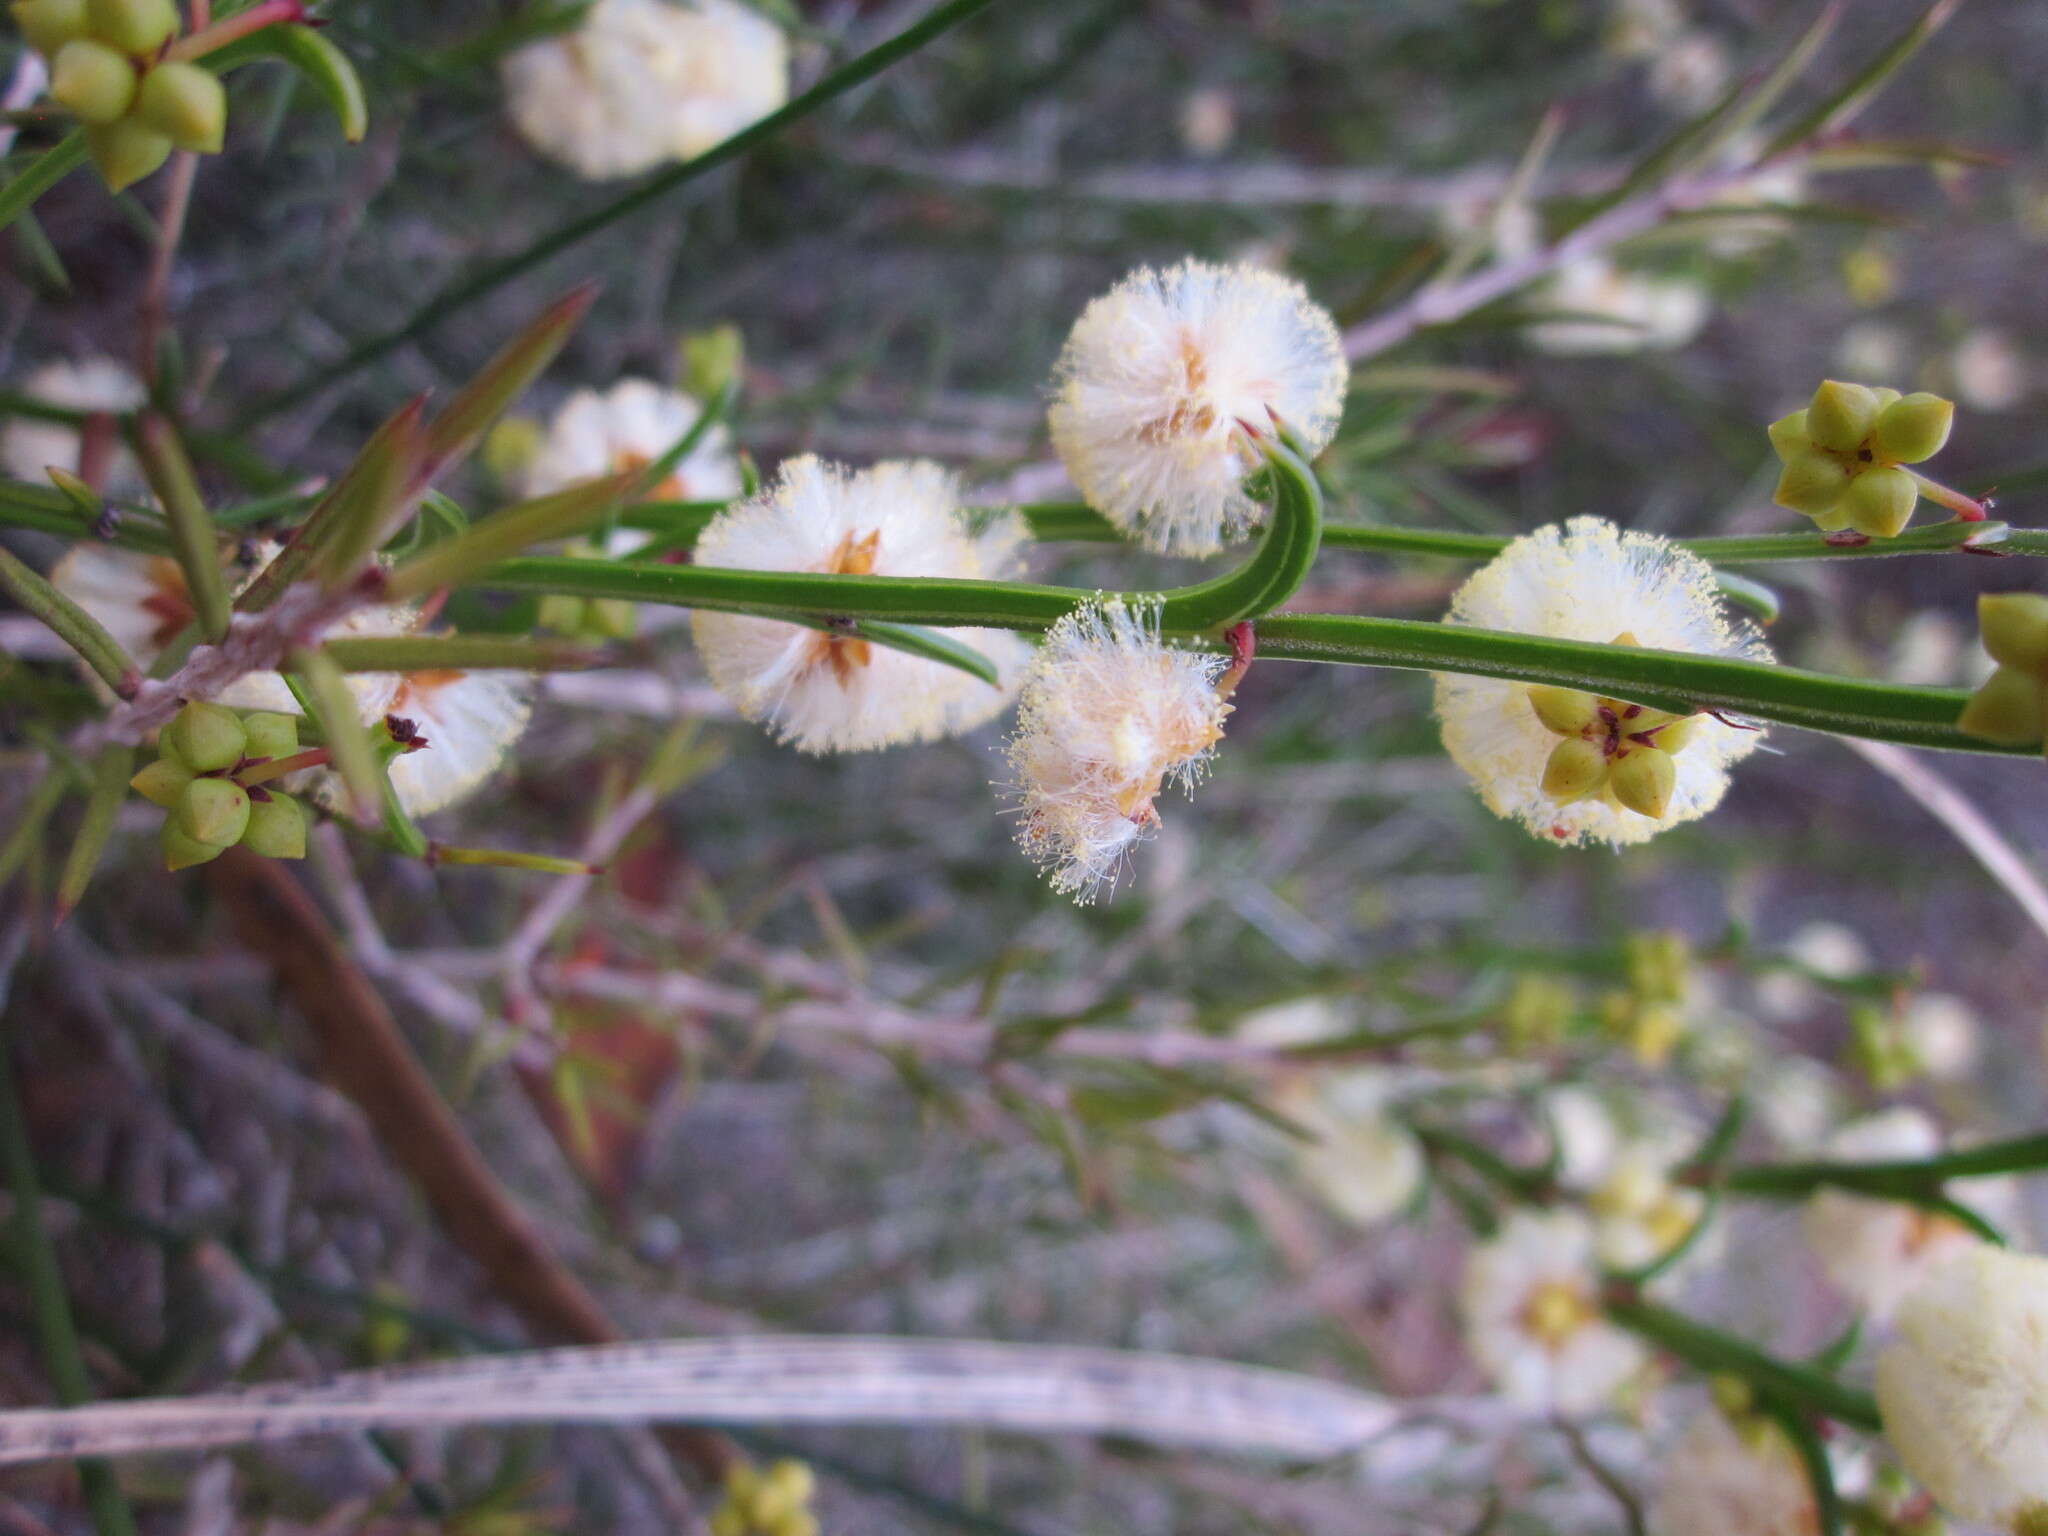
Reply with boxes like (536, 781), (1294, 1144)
(134, 414), (231, 642)
(55, 745), (135, 925)
(1763, 0), (1962, 158)
(322, 636), (607, 672)
(1606, 1299), (1881, 1432)
(0, 546), (141, 697)
(428, 844), (597, 874)
(417, 284), (598, 485)
(1761, 1403), (1843, 1536)
(1714, 570), (1781, 625)
(255, 24), (370, 142)
(822, 620), (1001, 687)
(0, 771), (69, 892)
(289, 649), (379, 820)
(238, 0), (1006, 425)
(0, 133), (89, 240)
(385, 471), (636, 600)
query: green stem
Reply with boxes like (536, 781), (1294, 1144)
(0, 1028), (140, 1536)
(320, 636), (607, 674)
(238, 0), (1007, 425)
(0, 546), (141, 697)
(1721, 1130), (2048, 1199)
(1605, 1299), (1881, 1432)
(0, 132), (88, 239)
(134, 415), (231, 642)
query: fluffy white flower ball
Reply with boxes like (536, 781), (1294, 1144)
(1433, 516), (1771, 848)
(1459, 1207), (1647, 1415)
(1648, 1410), (1819, 1536)
(1527, 258), (1711, 356)
(1, 358), (147, 491)
(1047, 259), (1347, 556)
(691, 456), (1032, 753)
(1875, 1246), (2048, 1529)
(1004, 599), (1231, 902)
(523, 378), (743, 511)
(502, 0), (789, 181)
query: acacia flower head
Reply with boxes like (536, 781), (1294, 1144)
(1526, 257), (1710, 356)
(691, 456), (1032, 753)
(1046, 259), (1347, 556)
(523, 377), (743, 511)
(1459, 1207), (1648, 1415)
(1874, 1246), (2048, 1531)
(501, 0), (788, 182)
(1004, 599), (1231, 902)
(1, 357), (146, 491)
(1433, 516), (1772, 848)
(1648, 1409), (1820, 1536)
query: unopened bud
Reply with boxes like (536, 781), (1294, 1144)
(1956, 665), (2046, 747)
(587, 595), (637, 639)
(49, 37), (135, 123)
(767, 1514), (820, 1536)
(1773, 449), (1850, 517)
(84, 0), (177, 54)
(1806, 379), (1881, 454)
(1765, 409), (1810, 462)
(85, 117), (171, 192)
(240, 792), (307, 859)
(176, 776), (250, 847)
(761, 1459), (816, 1509)
(1872, 391), (1954, 465)
(706, 1507), (747, 1536)
(240, 710), (300, 763)
(1541, 737), (1608, 804)
(164, 699), (246, 772)
(1610, 745), (1676, 819)
(1643, 713), (1699, 755)
(161, 818), (226, 871)
(1527, 683), (1600, 737)
(682, 324), (745, 403)
(1843, 465), (1918, 538)
(128, 755), (192, 809)
(134, 61), (225, 153)
(1978, 592), (2048, 676)
(12, 0), (88, 55)
(481, 415), (543, 482)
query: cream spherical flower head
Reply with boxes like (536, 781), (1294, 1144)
(1527, 258), (1711, 356)
(523, 377), (743, 513)
(1800, 1107), (2010, 1324)
(502, 0), (789, 182)
(1047, 259), (1347, 556)
(691, 456), (1032, 754)
(48, 544), (533, 819)
(1648, 1410), (1819, 1536)
(1433, 516), (1771, 848)
(1, 357), (147, 491)
(1267, 1068), (1425, 1228)
(1005, 598), (1231, 902)
(1875, 1246), (2048, 1529)
(1459, 1207), (1648, 1415)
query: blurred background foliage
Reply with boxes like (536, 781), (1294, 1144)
(4, 0), (2048, 1531)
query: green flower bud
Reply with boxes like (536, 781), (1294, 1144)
(12, 0), (89, 56)
(176, 776), (250, 847)
(587, 596), (637, 640)
(1956, 665), (2045, 747)
(535, 592), (587, 634)
(1610, 745), (1676, 819)
(1872, 391), (1954, 465)
(85, 118), (171, 192)
(1642, 713), (1700, 756)
(240, 792), (307, 859)
(766, 1513), (819, 1536)
(1541, 737), (1608, 804)
(1842, 464), (1918, 539)
(706, 1507), (746, 1536)
(49, 37), (135, 123)
(1810, 504), (1853, 534)
(482, 415), (543, 482)
(1773, 449), (1850, 517)
(1805, 379), (1881, 454)
(682, 323), (745, 402)
(84, 0), (176, 54)
(164, 699), (246, 772)
(1765, 409), (1810, 463)
(134, 60), (225, 153)
(1871, 386), (1903, 410)
(128, 755), (193, 809)
(240, 710), (301, 763)
(761, 1460), (816, 1509)
(1978, 592), (2048, 676)
(161, 818), (226, 871)
(1527, 683), (1600, 737)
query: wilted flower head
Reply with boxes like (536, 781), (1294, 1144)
(1005, 599), (1231, 901)
(1433, 517), (1771, 848)
(1648, 1410), (1819, 1536)
(1801, 1107), (2006, 1323)
(501, 0), (788, 181)
(1459, 1208), (1648, 1414)
(1875, 1246), (2048, 1529)
(691, 456), (1032, 753)
(523, 377), (743, 509)
(1046, 259), (1347, 555)
(1, 357), (146, 489)
(1527, 258), (1711, 356)
(49, 544), (532, 819)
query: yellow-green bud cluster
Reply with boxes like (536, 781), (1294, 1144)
(708, 1458), (819, 1536)
(1527, 651), (1701, 822)
(131, 701), (309, 870)
(1956, 593), (2048, 753)
(1502, 972), (1576, 1053)
(14, 0), (228, 191)
(1624, 929), (1690, 1006)
(1848, 1003), (1922, 1091)
(536, 540), (637, 641)
(1768, 380), (1954, 537)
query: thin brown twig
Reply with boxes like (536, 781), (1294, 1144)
(137, 152), (199, 389)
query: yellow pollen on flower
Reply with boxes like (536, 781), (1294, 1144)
(1139, 333), (1220, 445)
(795, 529), (883, 684)
(609, 447), (685, 500)
(1521, 1279), (1598, 1350)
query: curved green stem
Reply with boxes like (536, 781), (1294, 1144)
(1722, 1130), (2048, 1199)
(1605, 1299), (1881, 1433)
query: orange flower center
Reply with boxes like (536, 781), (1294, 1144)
(797, 529), (882, 684)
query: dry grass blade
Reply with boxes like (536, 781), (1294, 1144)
(0, 1335), (1423, 1468)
